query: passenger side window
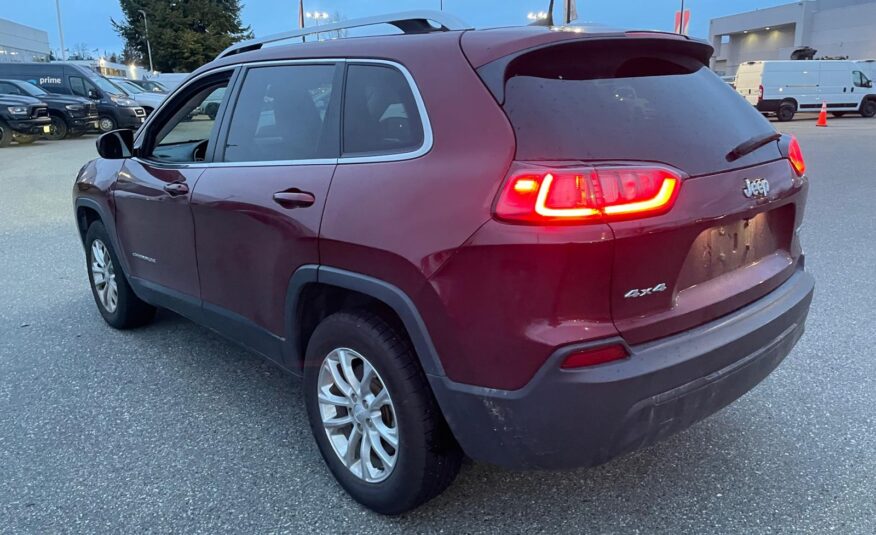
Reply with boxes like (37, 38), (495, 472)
(342, 64), (424, 156)
(147, 80), (229, 163)
(223, 64), (338, 163)
(853, 71), (872, 88)
(70, 76), (88, 98)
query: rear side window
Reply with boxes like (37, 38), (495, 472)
(224, 64), (338, 163)
(500, 41), (780, 176)
(342, 64), (424, 156)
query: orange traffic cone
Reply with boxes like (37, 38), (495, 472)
(816, 102), (828, 127)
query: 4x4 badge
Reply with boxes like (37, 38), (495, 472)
(742, 178), (770, 199)
(624, 283), (668, 299)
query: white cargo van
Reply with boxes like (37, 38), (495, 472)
(735, 60), (875, 121)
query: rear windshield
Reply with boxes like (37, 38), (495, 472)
(500, 41), (780, 176)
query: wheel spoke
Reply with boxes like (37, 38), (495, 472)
(366, 427), (396, 469)
(371, 419), (399, 449)
(318, 385), (352, 407)
(342, 426), (361, 467)
(359, 361), (375, 397)
(327, 359), (354, 398)
(359, 428), (375, 481)
(371, 387), (390, 408)
(323, 413), (353, 429)
(337, 349), (360, 393)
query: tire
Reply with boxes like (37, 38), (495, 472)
(14, 134), (36, 145)
(861, 99), (876, 118)
(831, 112), (847, 118)
(84, 221), (156, 329)
(777, 103), (796, 122)
(47, 115), (68, 140)
(98, 115), (116, 133)
(0, 121), (11, 147)
(304, 311), (462, 515)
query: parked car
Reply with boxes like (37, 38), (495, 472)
(0, 93), (50, 147)
(106, 76), (167, 115)
(73, 12), (815, 515)
(0, 62), (146, 133)
(127, 79), (169, 93)
(736, 59), (876, 120)
(0, 78), (98, 140)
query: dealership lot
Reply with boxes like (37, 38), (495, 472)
(1, 118), (874, 533)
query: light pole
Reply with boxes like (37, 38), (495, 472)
(679, 0), (686, 35)
(55, 0), (66, 60)
(138, 9), (154, 74)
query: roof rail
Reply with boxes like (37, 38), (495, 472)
(217, 10), (472, 59)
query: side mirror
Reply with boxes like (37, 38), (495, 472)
(96, 129), (134, 159)
(88, 89), (100, 100)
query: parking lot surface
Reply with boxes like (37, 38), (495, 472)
(1, 117), (874, 533)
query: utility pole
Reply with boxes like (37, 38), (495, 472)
(138, 10), (154, 74)
(55, 0), (66, 60)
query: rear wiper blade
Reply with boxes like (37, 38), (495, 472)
(726, 131), (781, 162)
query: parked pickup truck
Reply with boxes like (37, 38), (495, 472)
(0, 93), (51, 147)
(0, 78), (98, 140)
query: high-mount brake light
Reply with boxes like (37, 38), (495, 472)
(788, 136), (806, 177)
(495, 165), (682, 224)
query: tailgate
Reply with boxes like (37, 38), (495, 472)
(608, 158), (806, 344)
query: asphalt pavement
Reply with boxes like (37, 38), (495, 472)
(1, 116), (874, 533)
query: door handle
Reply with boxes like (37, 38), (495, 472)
(164, 182), (189, 196)
(273, 190), (316, 208)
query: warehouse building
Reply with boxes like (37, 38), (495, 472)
(0, 18), (50, 63)
(709, 0), (876, 76)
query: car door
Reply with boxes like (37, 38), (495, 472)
(190, 62), (342, 343)
(113, 69), (235, 302)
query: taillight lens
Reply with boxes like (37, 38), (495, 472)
(561, 344), (628, 369)
(495, 165), (681, 224)
(788, 136), (806, 177)
(758, 84), (764, 101)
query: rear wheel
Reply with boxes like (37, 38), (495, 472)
(777, 103), (796, 122)
(47, 115), (69, 140)
(98, 115), (116, 133)
(84, 221), (156, 329)
(860, 99), (876, 118)
(304, 311), (462, 515)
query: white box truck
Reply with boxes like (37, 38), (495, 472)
(735, 60), (875, 121)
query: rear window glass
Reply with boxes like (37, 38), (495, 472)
(502, 42), (780, 176)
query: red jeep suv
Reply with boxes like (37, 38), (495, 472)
(73, 12), (815, 514)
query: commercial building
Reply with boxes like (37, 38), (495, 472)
(0, 18), (51, 63)
(709, 0), (876, 76)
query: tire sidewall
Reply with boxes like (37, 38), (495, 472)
(84, 222), (129, 327)
(303, 314), (433, 513)
(0, 121), (12, 147)
(861, 99), (876, 118)
(98, 116), (116, 133)
(48, 115), (68, 140)
(777, 103), (795, 122)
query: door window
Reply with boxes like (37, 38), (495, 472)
(0, 82), (23, 95)
(146, 78), (230, 163)
(853, 70), (872, 88)
(70, 76), (88, 98)
(342, 64), (424, 156)
(222, 64), (338, 163)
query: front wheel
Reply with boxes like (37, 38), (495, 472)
(0, 121), (10, 147)
(98, 115), (116, 133)
(84, 221), (156, 329)
(304, 311), (462, 515)
(860, 99), (876, 118)
(47, 115), (68, 140)
(777, 103), (796, 122)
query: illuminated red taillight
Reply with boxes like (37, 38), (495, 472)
(788, 136), (806, 177)
(495, 164), (681, 224)
(561, 344), (628, 369)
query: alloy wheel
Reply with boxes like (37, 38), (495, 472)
(317, 347), (399, 483)
(90, 239), (118, 313)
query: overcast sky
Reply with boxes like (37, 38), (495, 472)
(3, 0), (792, 57)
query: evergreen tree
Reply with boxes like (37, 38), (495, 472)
(113, 0), (252, 73)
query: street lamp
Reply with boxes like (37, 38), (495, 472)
(55, 0), (66, 60)
(138, 9), (154, 75)
(527, 11), (548, 22)
(306, 11), (330, 39)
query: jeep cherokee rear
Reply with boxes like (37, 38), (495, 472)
(73, 12), (814, 515)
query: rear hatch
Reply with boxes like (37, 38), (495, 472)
(469, 33), (806, 344)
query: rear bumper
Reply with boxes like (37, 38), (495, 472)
(430, 267), (814, 469)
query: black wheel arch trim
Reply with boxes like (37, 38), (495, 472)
(286, 265), (447, 378)
(74, 197), (133, 276)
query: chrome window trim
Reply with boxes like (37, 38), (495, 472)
(132, 58), (432, 169)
